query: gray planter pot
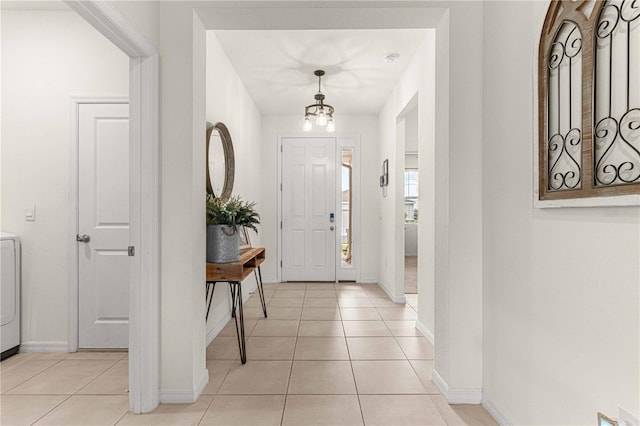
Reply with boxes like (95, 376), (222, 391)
(207, 225), (239, 263)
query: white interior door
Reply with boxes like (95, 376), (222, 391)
(78, 102), (130, 348)
(282, 137), (336, 282)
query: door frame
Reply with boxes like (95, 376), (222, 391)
(277, 134), (361, 283)
(69, 96), (129, 352)
(65, 0), (159, 414)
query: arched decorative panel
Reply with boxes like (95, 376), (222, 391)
(593, 0), (640, 187)
(538, 0), (640, 201)
(547, 20), (583, 191)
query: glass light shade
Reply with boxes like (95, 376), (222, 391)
(326, 117), (335, 132)
(316, 108), (327, 126)
(303, 116), (312, 132)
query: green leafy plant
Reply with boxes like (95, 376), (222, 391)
(206, 194), (260, 233)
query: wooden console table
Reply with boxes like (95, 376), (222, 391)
(206, 247), (267, 364)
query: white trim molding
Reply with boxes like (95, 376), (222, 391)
(63, 0), (155, 58)
(482, 396), (517, 426)
(378, 282), (407, 304)
(20, 342), (69, 353)
(68, 96), (129, 355)
(432, 369), (482, 404)
(415, 320), (434, 345)
(65, 0), (159, 414)
(160, 369), (209, 404)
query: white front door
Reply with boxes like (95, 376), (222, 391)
(281, 137), (336, 282)
(78, 102), (130, 348)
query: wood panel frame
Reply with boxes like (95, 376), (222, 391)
(538, 0), (640, 200)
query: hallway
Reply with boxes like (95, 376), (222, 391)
(205, 282), (444, 425)
(1, 283), (496, 425)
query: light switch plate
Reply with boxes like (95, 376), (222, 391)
(619, 406), (639, 426)
(25, 205), (36, 222)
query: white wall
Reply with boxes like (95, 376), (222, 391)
(378, 31), (436, 334)
(205, 30), (263, 338)
(112, 1), (159, 49)
(260, 115), (380, 284)
(377, 2), (486, 398)
(405, 108), (419, 154)
(1, 10), (129, 347)
(155, 3), (208, 399)
(482, 1), (640, 424)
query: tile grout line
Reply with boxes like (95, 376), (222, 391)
(279, 282), (305, 426)
(352, 283), (381, 425)
(195, 394), (217, 425)
(2, 357), (67, 394)
(73, 358), (121, 395)
(27, 393), (74, 425)
(113, 404), (131, 426)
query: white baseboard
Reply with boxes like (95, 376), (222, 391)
(415, 320), (434, 345)
(160, 368), (209, 404)
(20, 342), (69, 353)
(432, 369), (482, 404)
(358, 278), (378, 284)
(482, 396), (515, 425)
(378, 283), (406, 304)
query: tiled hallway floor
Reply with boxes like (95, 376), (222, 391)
(1, 283), (497, 425)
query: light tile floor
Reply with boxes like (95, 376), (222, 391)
(1, 283), (498, 425)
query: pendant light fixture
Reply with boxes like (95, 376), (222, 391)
(303, 70), (335, 132)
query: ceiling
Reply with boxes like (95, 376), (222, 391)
(212, 29), (430, 116)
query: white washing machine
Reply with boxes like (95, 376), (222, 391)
(1, 232), (21, 359)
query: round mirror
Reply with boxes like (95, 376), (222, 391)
(206, 122), (234, 200)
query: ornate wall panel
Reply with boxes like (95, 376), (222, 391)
(538, 0), (640, 201)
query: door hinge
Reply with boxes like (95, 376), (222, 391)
(128, 246), (135, 256)
(280, 260), (283, 267)
(280, 183), (282, 191)
(280, 145), (283, 152)
(280, 221), (283, 229)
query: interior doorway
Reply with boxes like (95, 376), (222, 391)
(66, 0), (160, 413)
(395, 101), (420, 303)
(403, 106), (419, 299)
(76, 100), (130, 349)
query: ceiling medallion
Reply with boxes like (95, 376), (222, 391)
(303, 70), (335, 132)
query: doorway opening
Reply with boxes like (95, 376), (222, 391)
(278, 135), (361, 283)
(402, 106), (419, 310)
(395, 99), (420, 308)
(66, 1), (160, 414)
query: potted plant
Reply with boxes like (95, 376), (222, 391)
(206, 194), (260, 263)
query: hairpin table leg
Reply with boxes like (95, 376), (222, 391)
(205, 282), (216, 321)
(254, 266), (267, 318)
(231, 282), (247, 364)
(229, 284), (236, 318)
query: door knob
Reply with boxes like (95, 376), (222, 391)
(330, 226), (335, 231)
(76, 234), (91, 243)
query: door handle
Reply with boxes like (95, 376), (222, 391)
(76, 234), (91, 243)
(330, 226), (335, 231)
